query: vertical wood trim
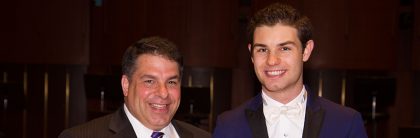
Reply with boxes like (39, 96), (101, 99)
(43, 72), (48, 138)
(3, 72), (7, 110)
(65, 72), (70, 128)
(23, 66), (28, 138)
(188, 75), (192, 87)
(209, 73), (214, 132)
(318, 72), (323, 97)
(341, 76), (346, 106)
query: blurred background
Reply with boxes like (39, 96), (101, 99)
(0, 0), (419, 137)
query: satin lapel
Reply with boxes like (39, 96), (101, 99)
(172, 120), (193, 138)
(109, 107), (137, 138)
(245, 94), (268, 138)
(302, 89), (325, 138)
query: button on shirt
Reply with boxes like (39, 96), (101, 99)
(262, 87), (307, 138)
(124, 104), (180, 138)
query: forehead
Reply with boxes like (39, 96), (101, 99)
(134, 54), (180, 72)
(254, 24), (298, 40)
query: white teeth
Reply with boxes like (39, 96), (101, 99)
(267, 70), (284, 76)
(151, 104), (167, 109)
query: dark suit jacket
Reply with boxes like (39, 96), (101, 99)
(59, 107), (211, 138)
(213, 86), (368, 138)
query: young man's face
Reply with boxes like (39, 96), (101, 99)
(121, 54), (181, 131)
(249, 23), (313, 94)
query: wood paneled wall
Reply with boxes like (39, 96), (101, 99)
(0, 65), (86, 138)
(1, 0), (411, 70)
(89, 0), (239, 71)
(413, 0), (420, 70)
(303, 0), (397, 70)
(0, 0), (89, 65)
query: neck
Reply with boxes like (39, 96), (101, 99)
(263, 84), (304, 104)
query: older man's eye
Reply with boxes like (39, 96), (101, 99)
(168, 81), (178, 87)
(144, 80), (154, 85)
(144, 80), (156, 88)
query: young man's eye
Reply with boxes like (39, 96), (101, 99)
(256, 48), (268, 53)
(281, 47), (291, 51)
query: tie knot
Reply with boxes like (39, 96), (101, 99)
(280, 105), (298, 110)
(151, 131), (164, 138)
(267, 104), (302, 118)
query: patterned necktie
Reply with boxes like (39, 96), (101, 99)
(151, 131), (164, 138)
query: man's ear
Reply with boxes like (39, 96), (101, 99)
(121, 75), (129, 96)
(248, 43), (254, 63)
(303, 40), (314, 62)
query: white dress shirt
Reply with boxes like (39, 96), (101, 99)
(262, 87), (307, 138)
(124, 104), (180, 138)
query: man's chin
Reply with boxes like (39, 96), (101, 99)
(264, 85), (285, 92)
(149, 119), (171, 128)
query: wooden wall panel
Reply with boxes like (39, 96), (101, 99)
(26, 65), (45, 137)
(251, 0), (303, 12)
(413, 1), (420, 70)
(346, 0), (397, 70)
(183, 0), (237, 67)
(0, 0), (16, 63)
(0, 65), (79, 137)
(89, 0), (239, 71)
(46, 66), (66, 138)
(89, 0), (149, 73)
(0, 65), (24, 138)
(306, 0), (397, 70)
(303, 0), (348, 69)
(1, 0), (89, 65)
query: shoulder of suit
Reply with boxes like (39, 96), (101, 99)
(317, 97), (360, 116)
(59, 113), (114, 137)
(173, 120), (211, 137)
(218, 95), (260, 119)
(173, 120), (209, 132)
(78, 113), (114, 128)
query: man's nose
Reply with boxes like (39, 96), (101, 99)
(267, 52), (280, 65)
(157, 84), (169, 99)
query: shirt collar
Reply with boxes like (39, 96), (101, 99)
(123, 104), (179, 138)
(262, 87), (307, 108)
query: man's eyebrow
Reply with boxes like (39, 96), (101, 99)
(141, 75), (180, 80)
(253, 41), (296, 48)
(140, 74), (156, 80)
(167, 75), (180, 81)
(278, 41), (296, 46)
(252, 43), (267, 48)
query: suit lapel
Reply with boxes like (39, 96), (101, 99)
(302, 87), (325, 138)
(245, 94), (269, 138)
(172, 120), (194, 138)
(109, 107), (137, 138)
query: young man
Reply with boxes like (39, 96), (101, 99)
(59, 37), (210, 138)
(213, 3), (367, 138)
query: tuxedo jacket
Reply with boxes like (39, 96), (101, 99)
(213, 86), (368, 138)
(59, 107), (211, 138)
